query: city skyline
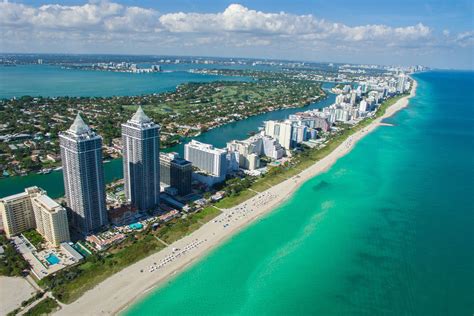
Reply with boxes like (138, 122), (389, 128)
(1, 0), (473, 69)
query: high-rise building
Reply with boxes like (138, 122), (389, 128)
(262, 135), (285, 160)
(264, 120), (293, 150)
(31, 194), (70, 247)
(291, 125), (308, 145)
(160, 152), (192, 196)
(227, 139), (261, 170)
(226, 151), (240, 172)
(0, 187), (40, 238)
(335, 94), (345, 105)
(288, 113), (330, 132)
(0, 187), (70, 247)
(184, 140), (227, 182)
(397, 74), (407, 93)
(60, 114), (107, 235)
(122, 107), (161, 211)
(350, 92), (357, 106)
(359, 99), (368, 112)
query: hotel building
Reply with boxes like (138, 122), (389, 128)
(184, 140), (227, 182)
(0, 187), (70, 246)
(264, 120), (293, 150)
(0, 187), (39, 238)
(31, 194), (70, 247)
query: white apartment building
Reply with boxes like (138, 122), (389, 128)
(184, 140), (227, 181)
(31, 194), (70, 247)
(264, 120), (293, 150)
(0, 187), (70, 247)
(0, 187), (39, 238)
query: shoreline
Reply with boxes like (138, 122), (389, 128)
(55, 80), (417, 316)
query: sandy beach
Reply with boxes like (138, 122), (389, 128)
(0, 276), (38, 315)
(56, 80), (417, 316)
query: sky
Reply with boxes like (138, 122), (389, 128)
(1, 0), (473, 69)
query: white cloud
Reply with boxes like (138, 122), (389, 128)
(160, 4), (316, 35)
(159, 4), (433, 45)
(454, 31), (474, 47)
(0, 1), (159, 32)
(104, 6), (161, 33)
(0, 1), (472, 67)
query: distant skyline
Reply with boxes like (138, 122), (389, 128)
(1, 0), (473, 69)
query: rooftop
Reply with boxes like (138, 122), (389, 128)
(68, 113), (91, 135)
(33, 194), (63, 212)
(130, 106), (152, 124)
(1, 186), (43, 202)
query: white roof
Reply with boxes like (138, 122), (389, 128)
(68, 113), (91, 135)
(130, 106), (152, 124)
(1, 191), (29, 202)
(34, 194), (61, 211)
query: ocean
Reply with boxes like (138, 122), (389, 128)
(126, 71), (474, 315)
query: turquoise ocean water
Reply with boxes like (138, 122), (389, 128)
(0, 64), (249, 98)
(126, 71), (474, 315)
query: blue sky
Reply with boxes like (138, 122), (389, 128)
(2, 0), (473, 68)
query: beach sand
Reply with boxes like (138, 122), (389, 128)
(0, 276), (38, 315)
(56, 80), (417, 316)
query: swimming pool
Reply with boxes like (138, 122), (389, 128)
(129, 223), (143, 230)
(45, 253), (60, 265)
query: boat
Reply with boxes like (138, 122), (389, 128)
(53, 166), (63, 171)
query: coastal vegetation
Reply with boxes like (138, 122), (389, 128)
(6, 292), (45, 316)
(0, 234), (30, 276)
(156, 207), (221, 244)
(190, 67), (388, 81)
(23, 298), (59, 316)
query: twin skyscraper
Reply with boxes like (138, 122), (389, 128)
(59, 107), (160, 235)
(121, 107), (161, 211)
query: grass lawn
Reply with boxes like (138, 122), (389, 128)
(22, 230), (45, 250)
(193, 206), (222, 222)
(214, 189), (257, 209)
(280, 167), (303, 178)
(261, 174), (287, 186)
(152, 206), (222, 246)
(24, 298), (59, 316)
(250, 180), (272, 192)
(155, 216), (202, 244)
